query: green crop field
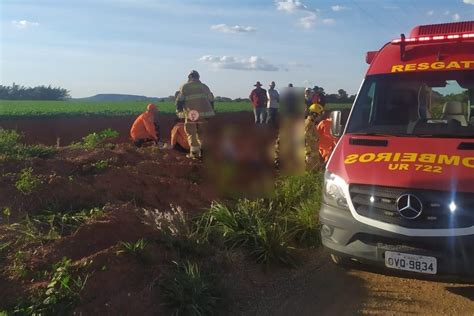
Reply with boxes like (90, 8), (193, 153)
(0, 100), (351, 117)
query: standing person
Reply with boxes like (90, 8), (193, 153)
(305, 102), (324, 171)
(317, 111), (337, 165)
(175, 70), (215, 159)
(304, 87), (313, 118)
(249, 81), (268, 124)
(266, 81), (279, 125)
(130, 103), (160, 147)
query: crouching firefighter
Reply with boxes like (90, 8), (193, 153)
(175, 70), (215, 159)
(130, 103), (160, 147)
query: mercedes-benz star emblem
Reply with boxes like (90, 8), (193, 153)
(396, 194), (423, 219)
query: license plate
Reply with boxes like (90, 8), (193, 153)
(385, 251), (437, 274)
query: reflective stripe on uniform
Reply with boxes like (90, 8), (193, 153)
(185, 93), (210, 101)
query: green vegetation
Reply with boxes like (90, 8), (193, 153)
(7, 207), (105, 249)
(160, 260), (220, 316)
(117, 238), (148, 256)
(12, 257), (89, 315)
(0, 101), (251, 116)
(198, 172), (323, 266)
(0, 100), (350, 117)
(0, 129), (56, 160)
(92, 158), (116, 170)
(0, 83), (69, 101)
(15, 167), (43, 195)
(70, 128), (119, 149)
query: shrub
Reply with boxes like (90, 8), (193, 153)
(71, 129), (119, 149)
(15, 167), (42, 195)
(160, 260), (220, 316)
(0, 129), (56, 160)
(13, 257), (89, 315)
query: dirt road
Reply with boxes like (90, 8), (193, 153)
(241, 249), (474, 315)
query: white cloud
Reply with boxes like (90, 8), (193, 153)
(331, 5), (348, 12)
(444, 10), (450, 15)
(427, 10), (434, 16)
(322, 18), (336, 25)
(276, 0), (334, 29)
(12, 20), (40, 29)
(299, 12), (317, 28)
(199, 55), (279, 71)
(452, 13), (461, 21)
(276, 0), (308, 13)
(463, 0), (474, 4)
(210, 24), (257, 34)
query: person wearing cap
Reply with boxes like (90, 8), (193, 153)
(249, 81), (268, 124)
(266, 81), (279, 126)
(175, 70), (215, 159)
(305, 102), (324, 170)
(304, 87), (314, 118)
(130, 103), (160, 147)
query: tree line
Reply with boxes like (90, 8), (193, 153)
(0, 83), (70, 100)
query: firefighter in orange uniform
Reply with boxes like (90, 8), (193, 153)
(317, 114), (337, 164)
(170, 122), (190, 151)
(130, 103), (160, 147)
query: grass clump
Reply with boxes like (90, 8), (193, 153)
(143, 205), (210, 257)
(197, 172), (323, 266)
(117, 238), (152, 263)
(71, 128), (119, 149)
(0, 129), (56, 160)
(7, 207), (106, 248)
(160, 260), (220, 316)
(15, 167), (42, 195)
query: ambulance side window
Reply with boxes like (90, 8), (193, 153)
(348, 80), (376, 132)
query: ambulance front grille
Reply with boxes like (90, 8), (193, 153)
(349, 184), (474, 229)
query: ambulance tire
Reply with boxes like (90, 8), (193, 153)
(330, 254), (351, 267)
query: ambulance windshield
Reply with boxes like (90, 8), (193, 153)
(346, 71), (474, 137)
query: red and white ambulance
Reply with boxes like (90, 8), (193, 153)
(320, 21), (474, 276)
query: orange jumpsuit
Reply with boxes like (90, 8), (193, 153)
(317, 118), (337, 163)
(170, 123), (190, 150)
(130, 111), (158, 141)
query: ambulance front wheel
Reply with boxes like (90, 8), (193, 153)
(330, 254), (351, 267)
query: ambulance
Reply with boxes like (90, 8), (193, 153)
(320, 21), (474, 276)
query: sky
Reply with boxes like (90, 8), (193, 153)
(1, 0), (474, 98)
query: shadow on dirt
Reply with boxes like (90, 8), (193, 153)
(445, 286), (474, 301)
(344, 259), (474, 285)
(236, 251), (369, 316)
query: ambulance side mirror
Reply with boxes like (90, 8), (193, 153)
(330, 111), (343, 137)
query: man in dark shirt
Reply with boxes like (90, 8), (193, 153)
(249, 81), (268, 124)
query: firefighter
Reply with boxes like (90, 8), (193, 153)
(305, 102), (324, 171)
(317, 112), (337, 165)
(175, 70), (215, 159)
(130, 103), (160, 147)
(170, 122), (190, 152)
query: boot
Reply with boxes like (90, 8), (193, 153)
(186, 146), (201, 159)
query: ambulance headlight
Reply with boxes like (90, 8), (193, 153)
(324, 171), (349, 209)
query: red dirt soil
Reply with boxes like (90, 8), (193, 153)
(0, 112), (255, 146)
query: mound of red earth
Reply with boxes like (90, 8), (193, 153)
(0, 142), (221, 313)
(0, 112), (282, 314)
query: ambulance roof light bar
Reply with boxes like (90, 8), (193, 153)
(393, 31), (474, 61)
(392, 32), (474, 44)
